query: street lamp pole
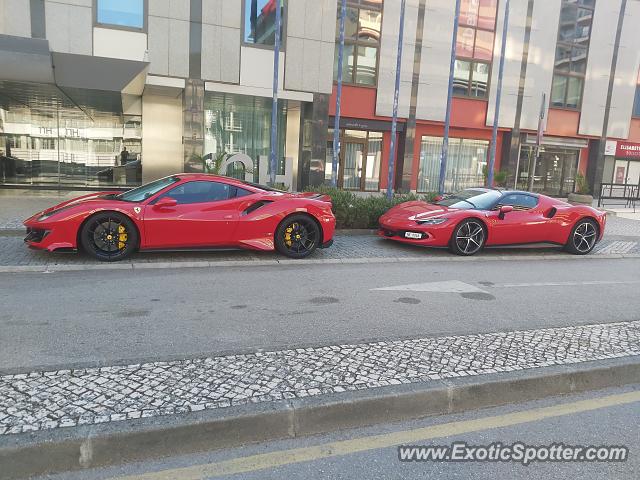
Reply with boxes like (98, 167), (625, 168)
(269, 0), (282, 186)
(332, 0), (347, 188)
(488, 0), (510, 188)
(438, 0), (462, 196)
(386, 0), (406, 200)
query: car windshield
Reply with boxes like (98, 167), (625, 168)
(435, 189), (501, 210)
(116, 176), (181, 202)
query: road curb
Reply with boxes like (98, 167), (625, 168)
(1, 252), (640, 273)
(1, 357), (639, 479)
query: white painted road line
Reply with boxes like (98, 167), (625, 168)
(371, 279), (640, 294)
(372, 280), (489, 294)
(494, 280), (640, 288)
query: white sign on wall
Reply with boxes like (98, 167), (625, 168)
(605, 140), (617, 156)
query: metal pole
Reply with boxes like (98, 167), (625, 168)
(269, 0), (282, 186)
(332, 0), (346, 188)
(488, 0), (509, 188)
(438, 0), (462, 195)
(528, 92), (546, 192)
(386, 0), (406, 200)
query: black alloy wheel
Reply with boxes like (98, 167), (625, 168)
(275, 214), (320, 259)
(80, 212), (138, 261)
(450, 219), (486, 256)
(565, 218), (598, 255)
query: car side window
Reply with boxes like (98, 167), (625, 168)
(496, 194), (539, 211)
(230, 186), (254, 198)
(159, 181), (231, 205)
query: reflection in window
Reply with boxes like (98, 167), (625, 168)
(551, 0), (595, 109)
(204, 92), (287, 180)
(96, 0), (144, 29)
(418, 136), (488, 193)
(0, 106), (142, 187)
(244, 0), (286, 47)
(333, 0), (382, 86)
(454, 0), (496, 98)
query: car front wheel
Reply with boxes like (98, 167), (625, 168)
(449, 219), (486, 256)
(80, 212), (138, 261)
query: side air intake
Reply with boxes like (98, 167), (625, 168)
(242, 201), (273, 216)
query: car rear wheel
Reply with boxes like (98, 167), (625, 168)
(565, 218), (598, 255)
(80, 212), (138, 262)
(449, 219), (486, 256)
(275, 214), (320, 259)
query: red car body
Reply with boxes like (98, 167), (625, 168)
(378, 189), (606, 252)
(24, 174), (335, 256)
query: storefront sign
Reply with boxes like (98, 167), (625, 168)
(330, 117), (405, 133)
(615, 141), (640, 158)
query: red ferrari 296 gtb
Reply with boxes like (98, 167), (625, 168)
(24, 174), (336, 261)
(378, 188), (606, 255)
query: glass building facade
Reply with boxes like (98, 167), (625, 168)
(0, 103), (142, 187)
(203, 91), (287, 180)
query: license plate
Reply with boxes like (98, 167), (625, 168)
(404, 232), (422, 239)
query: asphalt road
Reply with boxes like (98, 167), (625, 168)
(34, 384), (640, 480)
(1, 257), (639, 372)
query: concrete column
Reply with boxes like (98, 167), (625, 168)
(142, 92), (184, 183)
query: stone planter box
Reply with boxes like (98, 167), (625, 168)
(567, 193), (593, 205)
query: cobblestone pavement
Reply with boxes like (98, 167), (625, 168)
(0, 230), (638, 268)
(1, 320), (638, 435)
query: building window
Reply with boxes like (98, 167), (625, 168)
(453, 0), (498, 98)
(95, 0), (145, 30)
(417, 136), (488, 193)
(550, 0), (595, 109)
(333, 0), (382, 86)
(633, 86), (640, 118)
(243, 0), (286, 47)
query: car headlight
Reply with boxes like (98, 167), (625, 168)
(416, 217), (448, 225)
(37, 205), (72, 221)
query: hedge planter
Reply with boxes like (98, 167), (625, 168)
(567, 193), (593, 206)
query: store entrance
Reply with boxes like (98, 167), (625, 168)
(516, 146), (579, 197)
(327, 129), (383, 192)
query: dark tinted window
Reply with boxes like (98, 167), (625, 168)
(498, 193), (539, 210)
(160, 181), (231, 205)
(231, 186), (254, 198)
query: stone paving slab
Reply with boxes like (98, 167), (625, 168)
(1, 320), (639, 436)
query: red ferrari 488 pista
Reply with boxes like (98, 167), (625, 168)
(378, 188), (606, 255)
(24, 174), (335, 261)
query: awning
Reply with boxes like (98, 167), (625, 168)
(0, 34), (149, 117)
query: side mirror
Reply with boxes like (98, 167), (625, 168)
(154, 196), (177, 209)
(498, 205), (513, 219)
(433, 195), (444, 202)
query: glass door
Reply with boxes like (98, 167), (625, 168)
(340, 141), (365, 190)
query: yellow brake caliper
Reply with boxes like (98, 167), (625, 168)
(117, 225), (128, 250)
(284, 224), (294, 247)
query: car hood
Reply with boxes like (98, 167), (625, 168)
(39, 192), (119, 215)
(383, 201), (453, 221)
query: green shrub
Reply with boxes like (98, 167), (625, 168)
(575, 173), (590, 195)
(303, 185), (437, 229)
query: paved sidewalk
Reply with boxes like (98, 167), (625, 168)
(1, 320), (638, 435)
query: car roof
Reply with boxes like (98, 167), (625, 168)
(464, 187), (540, 197)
